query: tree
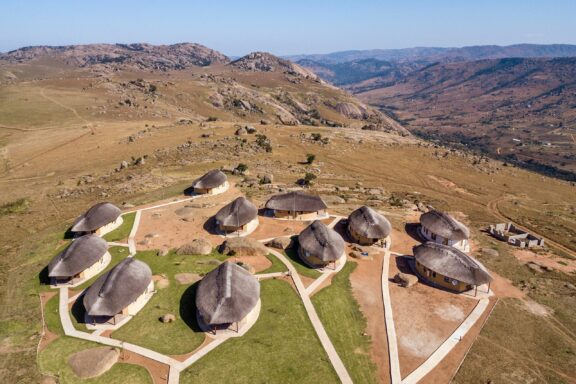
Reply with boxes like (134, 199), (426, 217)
(306, 154), (316, 164)
(303, 172), (317, 186)
(236, 163), (248, 174)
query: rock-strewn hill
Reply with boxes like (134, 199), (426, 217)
(357, 57), (576, 179)
(230, 52), (320, 81)
(0, 43), (230, 70)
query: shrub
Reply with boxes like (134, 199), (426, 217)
(236, 163), (248, 174)
(306, 154), (316, 164)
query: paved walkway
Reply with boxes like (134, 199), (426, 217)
(382, 245), (402, 384)
(268, 249), (353, 384)
(401, 298), (490, 384)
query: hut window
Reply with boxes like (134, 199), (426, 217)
(443, 238), (449, 245)
(432, 272), (437, 278)
(444, 276), (451, 283)
(431, 233), (436, 240)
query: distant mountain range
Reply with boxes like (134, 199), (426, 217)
(287, 44), (576, 64)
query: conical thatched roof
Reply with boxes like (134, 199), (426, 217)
(298, 220), (344, 262)
(348, 206), (391, 239)
(83, 258), (152, 317)
(420, 210), (470, 241)
(215, 197), (257, 228)
(265, 191), (327, 212)
(71, 202), (122, 232)
(413, 242), (492, 286)
(192, 169), (227, 190)
(196, 261), (260, 325)
(48, 235), (108, 278)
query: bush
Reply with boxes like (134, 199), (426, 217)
(303, 172), (317, 186)
(148, 84), (157, 93)
(306, 154), (316, 164)
(311, 133), (322, 141)
(236, 163), (248, 174)
(255, 134), (272, 152)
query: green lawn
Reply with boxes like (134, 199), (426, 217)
(110, 249), (230, 355)
(44, 294), (64, 336)
(180, 279), (339, 383)
(103, 212), (137, 242)
(39, 336), (152, 384)
(284, 244), (321, 279)
(311, 262), (377, 384)
(260, 253), (289, 274)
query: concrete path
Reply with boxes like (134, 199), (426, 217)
(401, 298), (490, 384)
(268, 249), (353, 384)
(305, 270), (335, 295)
(382, 248), (402, 384)
(127, 210), (141, 256)
(255, 271), (290, 280)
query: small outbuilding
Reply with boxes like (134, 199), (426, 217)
(196, 261), (261, 335)
(419, 210), (470, 252)
(347, 206), (391, 245)
(83, 258), (153, 326)
(265, 191), (327, 220)
(48, 235), (110, 286)
(190, 169), (229, 195)
(413, 242), (492, 295)
(71, 202), (123, 236)
(298, 220), (346, 269)
(214, 196), (259, 236)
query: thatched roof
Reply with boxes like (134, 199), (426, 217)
(215, 197), (257, 228)
(83, 258), (152, 317)
(48, 235), (108, 278)
(71, 202), (121, 232)
(298, 220), (344, 262)
(413, 242), (492, 286)
(196, 261), (260, 325)
(420, 210), (470, 241)
(348, 206), (391, 239)
(192, 169), (227, 190)
(265, 191), (327, 212)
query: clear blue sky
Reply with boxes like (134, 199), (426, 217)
(1, 0), (575, 55)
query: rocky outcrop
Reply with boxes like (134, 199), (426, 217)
(177, 239), (212, 255)
(68, 347), (119, 379)
(394, 272), (418, 288)
(230, 52), (319, 80)
(219, 237), (268, 257)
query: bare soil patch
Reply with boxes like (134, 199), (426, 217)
(513, 249), (576, 274)
(349, 251), (390, 383)
(120, 349), (170, 384)
(388, 254), (477, 377)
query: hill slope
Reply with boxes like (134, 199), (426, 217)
(356, 57), (576, 179)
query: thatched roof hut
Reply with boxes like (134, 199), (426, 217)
(71, 202), (121, 232)
(48, 235), (108, 278)
(265, 191), (327, 212)
(192, 169), (227, 190)
(215, 197), (257, 228)
(348, 206), (391, 240)
(83, 258), (152, 317)
(196, 261), (260, 325)
(298, 220), (345, 263)
(413, 242), (492, 286)
(420, 210), (470, 241)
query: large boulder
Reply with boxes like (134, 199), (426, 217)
(219, 237), (268, 257)
(265, 237), (292, 250)
(394, 272), (418, 288)
(177, 239), (212, 255)
(68, 347), (119, 379)
(160, 313), (176, 323)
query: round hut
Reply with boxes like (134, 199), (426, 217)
(419, 210), (470, 252)
(413, 242), (492, 294)
(347, 206), (391, 245)
(191, 169), (229, 195)
(214, 196), (259, 236)
(83, 258), (153, 326)
(298, 220), (345, 269)
(48, 234), (110, 286)
(196, 261), (260, 334)
(265, 191), (327, 220)
(71, 202), (123, 236)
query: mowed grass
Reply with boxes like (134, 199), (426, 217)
(180, 279), (339, 383)
(44, 294), (64, 336)
(110, 249), (229, 355)
(453, 298), (576, 384)
(103, 212), (137, 242)
(261, 253), (289, 274)
(284, 243), (321, 279)
(311, 262), (377, 384)
(38, 337), (152, 384)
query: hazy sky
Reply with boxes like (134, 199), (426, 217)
(1, 0), (575, 55)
